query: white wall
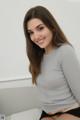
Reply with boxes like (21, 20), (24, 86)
(0, 0), (80, 81)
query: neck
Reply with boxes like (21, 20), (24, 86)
(45, 46), (54, 55)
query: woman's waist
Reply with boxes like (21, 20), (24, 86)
(48, 102), (80, 114)
(41, 102), (80, 114)
(60, 102), (80, 112)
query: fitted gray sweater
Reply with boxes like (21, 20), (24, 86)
(37, 44), (80, 113)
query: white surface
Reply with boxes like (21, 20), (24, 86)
(0, 78), (32, 89)
(0, 79), (40, 116)
(6, 108), (41, 120)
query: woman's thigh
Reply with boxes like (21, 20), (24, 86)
(41, 117), (54, 120)
(41, 114), (80, 120)
(55, 113), (80, 120)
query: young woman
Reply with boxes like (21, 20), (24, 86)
(23, 6), (80, 120)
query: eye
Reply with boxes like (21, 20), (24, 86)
(28, 31), (33, 36)
(38, 26), (44, 31)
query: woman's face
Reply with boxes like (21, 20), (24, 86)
(27, 18), (53, 53)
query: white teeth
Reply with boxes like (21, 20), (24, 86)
(38, 40), (44, 43)
(38, 41), (43, 43)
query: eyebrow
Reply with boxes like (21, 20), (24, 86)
(27, 24), (44, 32)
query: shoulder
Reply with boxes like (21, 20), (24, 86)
(57, 44), (77, 63)
(59, 43), (74, 52)
(58, 43), (75, 56)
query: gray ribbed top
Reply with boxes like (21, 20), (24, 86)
(37, 44), (80, 113)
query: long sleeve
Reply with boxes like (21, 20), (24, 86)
(61, 45), (80, 103)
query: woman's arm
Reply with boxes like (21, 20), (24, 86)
(61, 45), (80, 103)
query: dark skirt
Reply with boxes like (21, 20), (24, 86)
(39, 107), (80, 120)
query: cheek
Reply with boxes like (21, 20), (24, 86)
(46, 31), (53, 41)
(30, 35), (34, 42)
(44, 29), (53, 37)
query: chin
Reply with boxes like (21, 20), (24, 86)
(36, 43), (47, 49)
(38, 44), (46, 48)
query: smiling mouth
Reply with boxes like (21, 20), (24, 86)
(38, 40), (44, 43)
(37, 37), (45, 44)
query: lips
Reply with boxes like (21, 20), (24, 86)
(37, 37), (46, 44)
(38, 39), (44, 44)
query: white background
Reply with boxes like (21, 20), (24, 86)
(0, 0), (80, 81)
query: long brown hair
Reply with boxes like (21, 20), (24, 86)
(23, 6), (71, 84)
